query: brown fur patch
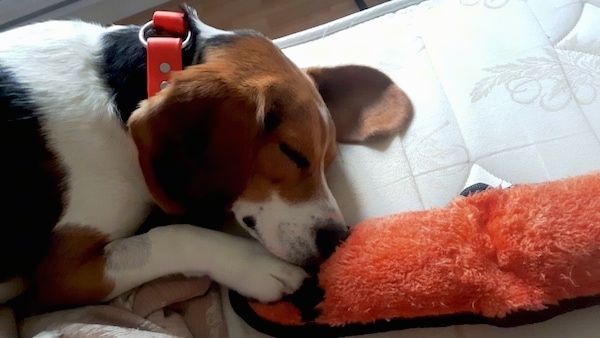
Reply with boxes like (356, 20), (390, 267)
(306, 65), (414, 143)
(130, 34), (335, 211)
(358, 85), (413, 140)
(203, 36), (338, 204)
(35, 224), (115, 307)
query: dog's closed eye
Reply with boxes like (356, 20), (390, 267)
(279, 143), (310, 169)
(263, 114), (281, 134)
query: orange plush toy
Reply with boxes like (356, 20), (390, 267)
(230, 171), (600, 337)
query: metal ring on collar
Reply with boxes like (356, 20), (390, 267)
(138, 20), (192, 49)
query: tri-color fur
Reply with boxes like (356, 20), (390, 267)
(1, 5), (412, 308)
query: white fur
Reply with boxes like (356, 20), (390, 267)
(0, 21), (153, 239)
(104, 224), (307, 302)
(231, 191), (344, 264)
(319, 103), (331, 125)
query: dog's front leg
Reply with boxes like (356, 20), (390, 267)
(35, 224), (306, 308)
(103, 224), (307, 303)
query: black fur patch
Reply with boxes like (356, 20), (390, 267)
(98, 21), (199, 125)
(98, 26), (149, 125)
(98, 20), (264, 125)
(1, 63), (66, 280)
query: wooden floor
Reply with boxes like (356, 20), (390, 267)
(118, 0), (390, 39)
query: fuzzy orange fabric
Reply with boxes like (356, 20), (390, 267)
(249, 172), (600, 326)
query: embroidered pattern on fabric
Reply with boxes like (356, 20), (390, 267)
(460, 0), (521, 9)
(471, 47), (600, 111)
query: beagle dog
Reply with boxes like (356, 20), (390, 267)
(1, 6), (412, 308)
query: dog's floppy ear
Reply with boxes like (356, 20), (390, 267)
(128, 65), (264, 215)
(305, 65), (413, 143)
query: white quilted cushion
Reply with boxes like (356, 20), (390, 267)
(280, 0), (600, 223)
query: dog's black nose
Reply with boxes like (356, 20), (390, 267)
(316, 222), (350, 260)
(242, 216), (256, 228)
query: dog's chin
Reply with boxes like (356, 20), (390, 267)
(233, 219), (324, 268)
(254, 236), (319, 268)
(267, 246), (325, 272)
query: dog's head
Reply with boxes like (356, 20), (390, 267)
(128, 7), (412, 266)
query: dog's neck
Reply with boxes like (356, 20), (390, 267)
(98, 25), (201, 125)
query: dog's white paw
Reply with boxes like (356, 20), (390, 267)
(238, 255), (307, 303)
(216, 243), (308, 303)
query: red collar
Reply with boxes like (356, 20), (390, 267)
(138, 11), (192, 97)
